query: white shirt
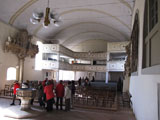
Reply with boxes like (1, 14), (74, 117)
(64, 86), (71, 99)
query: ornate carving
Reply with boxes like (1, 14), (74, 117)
(4, 30), (39, 59)
(124, 42), (131, 76)
(131, 13), (139, 72)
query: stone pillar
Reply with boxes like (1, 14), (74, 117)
(123, 75), (130, 92)
(56, 70), (59, 82)
(16, 65), (19, 81)
(74, 71), (76, 80)
(105, 71), (109, 84)
(19, 59), (24, 83)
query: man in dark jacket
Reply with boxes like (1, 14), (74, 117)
(71, 81), (76, 108)
(37, 81), (45, 107)
(55, 80), (64, 110)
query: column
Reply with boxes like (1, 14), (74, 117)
(105, 71), (109, 84)
(19, 58), (24, 83)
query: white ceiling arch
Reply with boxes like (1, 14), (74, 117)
(0, 0), (134, 51)
(47, 22), (129, 42)
(68, 39), (109, 52)
(62, 31), (117, 46)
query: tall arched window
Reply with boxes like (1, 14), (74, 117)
(7, 67), (16, 80)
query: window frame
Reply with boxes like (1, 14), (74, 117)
(142, 0), (160, 73)
(6, 67), (17, 81)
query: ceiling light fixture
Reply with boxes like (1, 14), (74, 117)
(30, 0), (62, 28)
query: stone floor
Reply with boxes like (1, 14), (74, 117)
(0, 97), (136, 120)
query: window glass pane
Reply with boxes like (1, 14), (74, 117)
(59, 70), (74, 81)
(149, 0), (158, 31)
(42, 53), (58, 61)
(7, 67), (16, 80)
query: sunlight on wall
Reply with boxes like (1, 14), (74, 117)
(7, 67), (16, 80)
(35, 41), (43, 70)
(59, 70), (74, 81)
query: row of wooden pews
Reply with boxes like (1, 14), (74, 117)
(0, 84), (13, 96)
(73, 85), (117, 110)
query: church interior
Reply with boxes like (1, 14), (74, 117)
(0, 0), (159, 120)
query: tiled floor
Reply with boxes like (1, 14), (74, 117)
(0, 97), (136, 120)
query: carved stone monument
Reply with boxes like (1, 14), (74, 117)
(4, 29), (39, 83)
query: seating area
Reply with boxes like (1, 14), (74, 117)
(73, 84), (117, 110)
(0, 81), (39, 98)
(0, 84), (14, 97)
(122, 92), (132, 107)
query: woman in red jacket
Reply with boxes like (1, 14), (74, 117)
(44, 81), (55, 112)
(55, 80), (64, 110)
(10, 81), (21, 105)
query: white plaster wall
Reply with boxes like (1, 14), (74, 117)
(75, 71), (105, 81)
(75, 71), (88, 81)
(19, 36), (44, 82)
(71, 39), (108, 52)
(95, 72), (106, 81)
(129, 0), (160, 120)
(123, 76), (130, 92)
(109, 72), (123, 82)
(130, 75), (160, 120)
(23, 57), (43, 81)
(0, 21), (18, 89)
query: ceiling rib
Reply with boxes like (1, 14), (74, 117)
(118, 0), (133, 11)
(9, 0), (38, 25)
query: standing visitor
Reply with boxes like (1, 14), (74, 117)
(44, 81), (55, 112)
(78, 77), (81, 86)
(64, 81), (71, 111)
(37, 81), (45, 107)
(71, 81), (76, 108)
(42, 78), (48, 103)
(10, 80), (21, 105)
(55, 80), (64, 110)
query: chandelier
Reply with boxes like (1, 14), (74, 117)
(30, 0), (61, 27)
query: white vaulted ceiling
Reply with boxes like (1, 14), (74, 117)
(0, 0), (134, 51)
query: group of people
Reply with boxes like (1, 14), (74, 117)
(39, 78), (76, 112)
(78, 76), (95, 87)
(10, 79), (76, 112)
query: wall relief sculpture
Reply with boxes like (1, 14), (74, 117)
(124, 42), (131, 76)
(131, 13), (139, 73)
(4, 29), (38, 59)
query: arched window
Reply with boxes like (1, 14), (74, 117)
(7, 67), (16, 80)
